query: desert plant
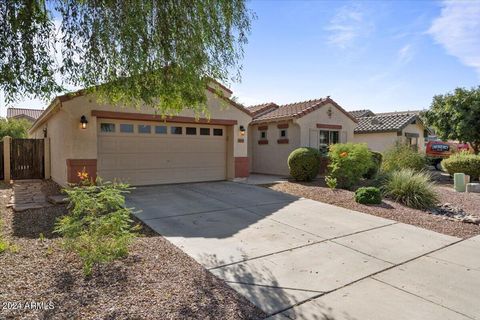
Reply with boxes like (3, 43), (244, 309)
(325, 176), (337, 189)
(328, 143), (373, 189)
(55, 176), (138, 276)
(381, 143), (426, 173)
(441, 151), (480, 180)
(382, 169), (439, 210)
(354, 187), (382, 205)
(364, 151), (383, 179)
(288, 147), (320, 181)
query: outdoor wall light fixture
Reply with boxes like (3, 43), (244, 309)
(239, 125), (246, 136)
(80, 115), (88, 129)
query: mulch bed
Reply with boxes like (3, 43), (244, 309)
(269, 176), (480, 239)
(0, 184), (266, 320)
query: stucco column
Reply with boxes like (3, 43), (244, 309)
(3, 136), (11, 182)
(44, 137), (51, 179)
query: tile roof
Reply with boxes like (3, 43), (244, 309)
(250, 97), (357, 123)
(7, 108), (44, 121)
(354, 111), (419, 133)
(349, 109), (375, 118)
(247, 102), (279, 117)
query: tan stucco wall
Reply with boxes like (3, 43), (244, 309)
(353, 132), (400, 153)
(30, 90), (251, 186)
(295, 103), (356, 147)
(249, 120), (300, 175)
(249, 103), (357, 176)
(353, 122), (427, 153)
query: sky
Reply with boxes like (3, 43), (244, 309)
(1, 0), (479, 116)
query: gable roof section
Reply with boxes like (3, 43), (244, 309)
(354, 111), (421, 134)
(250, 97), (357, 124)
(349, 109), (375, 118)
(7, 108), (44, 121)
(30, 82), (251, 133)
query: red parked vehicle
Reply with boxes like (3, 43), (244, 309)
(426, 140), (472, 170)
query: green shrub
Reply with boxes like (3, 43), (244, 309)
(288, 147), (320, 181)
(325, 175), (337, 189)
(381, 143), (426, 173)
(355, 187), (382, 205)
(441, 152), (480, 179)
(382, 169), (438, 210)
(55, 178), (138, 276)
(328, 143), (373, 189)
(364, 151), (383, 179)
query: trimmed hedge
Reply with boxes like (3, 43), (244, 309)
(441, 152), (480, 179)
(355, 187), (382, 205)
(288, 147), (320, 181)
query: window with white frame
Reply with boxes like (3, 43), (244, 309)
(319, 130), (339, 145)
(260, 130), (267, 139)
(279, 129), (287, 138)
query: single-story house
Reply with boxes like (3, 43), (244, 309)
(29, 82), (252, 186)
(7, 107), (44, 123)
(350, 110), (428, 153)
(247, 97), (358, 176)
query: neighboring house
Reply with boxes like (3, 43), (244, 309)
(29, 82), (252, 186)
(248, 97), (358, 175)
(350, 110), (428, 153)
(7, 107), (44, 123)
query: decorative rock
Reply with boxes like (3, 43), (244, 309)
(454, 173), (466, 192)
(430, 203), (480, 225)
(48, 195), (69, 204)
(466, 183), (480, 193)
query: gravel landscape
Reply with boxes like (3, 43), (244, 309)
(269, 176), (480, 239)
(0, 185), (266, 320)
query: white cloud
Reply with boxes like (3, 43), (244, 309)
(397, 44), (414, 64)
(326, 3), (374, 49)
(428, 1), (480, 76)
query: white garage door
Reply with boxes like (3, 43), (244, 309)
(97, 119), (227, 185)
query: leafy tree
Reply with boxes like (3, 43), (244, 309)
(0, 118), (31, 139)
(0, 1), (253, 114)
(423, 87), (480, 154)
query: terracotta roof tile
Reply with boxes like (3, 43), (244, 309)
(7, 108), (44, 121)
(349, 109), (375, 118)
(250, 97), (357, 123)
(247, 103), (279, 117)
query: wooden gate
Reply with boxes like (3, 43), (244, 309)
(10, 139), (44, 180)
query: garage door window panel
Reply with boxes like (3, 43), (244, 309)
(138, 125), (151, 134)
(120, 124), (134, 133)
(213, 128), (223, 136)
(200, 128), (210, 136)
(100, 123), (116, 133)
(155, 125), (167, 134)
(186, 127), (197, 135)
(171, 126), (183, 135)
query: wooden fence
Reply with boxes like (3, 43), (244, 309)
(1, 137), (50, 181)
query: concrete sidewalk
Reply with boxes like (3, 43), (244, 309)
(127, 181), (479, 320)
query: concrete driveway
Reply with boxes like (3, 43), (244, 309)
(127, 181), (480, 320)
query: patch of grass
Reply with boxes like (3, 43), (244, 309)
(0, 218), (18, 254)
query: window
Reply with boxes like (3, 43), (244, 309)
(100, 123), (115, 133)
(138, 124), (151, 134)
(280, 129), (287, 138)
(186, 127), (197, 135)
(213, 128), (223, 136)
(155, 125), (167, 134)
(200, 128), (210, 136)
(171, 126), (183, 135)
(120, 124), (134, 133)
(319, 130), (339, 145)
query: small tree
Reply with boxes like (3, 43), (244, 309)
(0, 118), (31, 139)
(423, 87), (480, 154)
